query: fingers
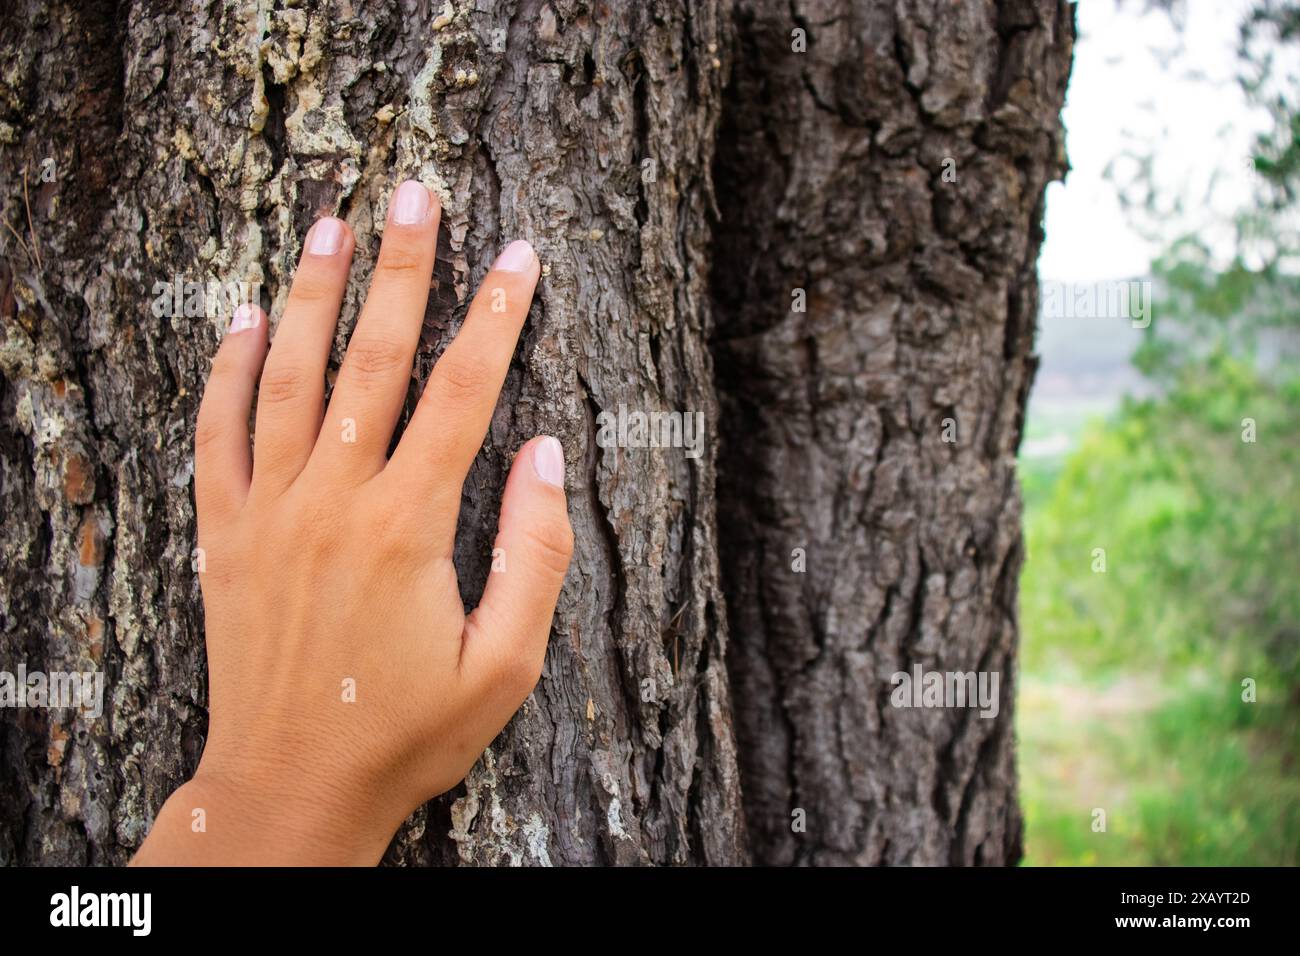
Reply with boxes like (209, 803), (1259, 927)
(459, 436), (572, 713)
(251, 216), (355, 496)
(385, 240), (540, 508)
(195, 305), (269, 526)
(316, 180), (440, 479)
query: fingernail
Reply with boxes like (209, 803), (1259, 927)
(391, 180), (431, 225)
(533, 436), (565, 488)
(228, 303), (260, 334)
(493, 239), (536, 272)
(308, 217), (344, 255)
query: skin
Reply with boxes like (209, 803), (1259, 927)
(132, 180), (574, 866)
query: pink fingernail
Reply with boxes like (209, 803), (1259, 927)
(493, 239), (537, 272)
(228, 303), (260, 334)
(391, 180), (431, 224)
(533, 436), (565, 488)
(308, 217), (344, 255)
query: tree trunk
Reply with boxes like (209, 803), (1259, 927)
(0, 0), (1071, 866)
(710, 0), (1073, 865)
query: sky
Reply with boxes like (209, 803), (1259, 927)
(1038, 0), (1271, 282)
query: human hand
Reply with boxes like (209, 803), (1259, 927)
(132, 180), (573, 866)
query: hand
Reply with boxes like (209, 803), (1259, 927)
(132, 180), (574, 866)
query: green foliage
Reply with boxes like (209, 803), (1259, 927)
(1022, 356), (1300, 676)
(1019, 359), (1300, 864)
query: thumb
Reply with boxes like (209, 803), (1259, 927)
(461, 435), (574, 711)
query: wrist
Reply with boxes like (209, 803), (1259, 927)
(133, 765), (407, 866)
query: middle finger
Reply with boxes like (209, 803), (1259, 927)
(313, 179), (440, 481)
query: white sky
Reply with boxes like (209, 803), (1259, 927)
(1038, 0), (1271, 282)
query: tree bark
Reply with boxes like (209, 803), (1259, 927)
(711, 0), (1072, 864)
(0, 0), (1071, 866)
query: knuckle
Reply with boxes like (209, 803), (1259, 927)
(503, 637), (547, 695)
(374, 244), (426, 280)
(287, 270), (338, 307)
(523, 516), (575, 578)
(433, 354), (492, 405)
(258, 364), (311, 407)
(343, 336), (408, 382)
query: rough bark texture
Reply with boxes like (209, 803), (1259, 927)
(711, 0), (1072, 864)
(0, 0), (1071, 866)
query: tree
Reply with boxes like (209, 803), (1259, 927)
(0, 0), (1072, 866)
